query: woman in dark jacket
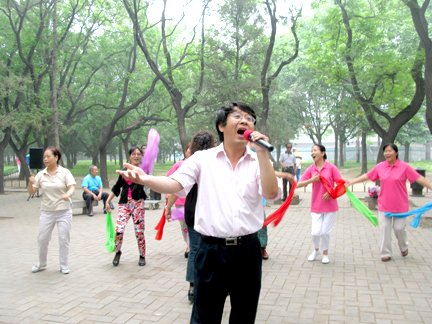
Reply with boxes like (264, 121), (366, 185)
(106, 146), (147, 266)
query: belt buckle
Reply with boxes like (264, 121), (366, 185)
(225, 237), (238, 246)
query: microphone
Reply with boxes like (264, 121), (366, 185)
(243, 130), (274, 152)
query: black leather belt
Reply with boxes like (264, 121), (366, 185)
(201, 233), (258, 246)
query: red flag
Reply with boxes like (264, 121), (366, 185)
(264, 182), (297, 227)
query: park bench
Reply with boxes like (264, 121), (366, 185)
(144, 200), (161, 210)
(145, 189), (162, 210)
(71, 200), (98, 215)
(70, 199), (160, 212)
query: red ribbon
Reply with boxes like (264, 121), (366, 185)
(154, 207), (166, 240)
(264, 175), (346, 227)
(264, 182), (297, 227)
(319, 176), (346, 199)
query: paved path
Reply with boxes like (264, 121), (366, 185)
(1, 186), (432, 324)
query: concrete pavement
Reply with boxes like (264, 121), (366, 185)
(1, 185), (432, 324)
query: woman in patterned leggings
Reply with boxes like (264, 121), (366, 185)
(106, 146), (147, 266)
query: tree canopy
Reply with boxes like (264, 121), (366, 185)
(1, 0), (431, 190)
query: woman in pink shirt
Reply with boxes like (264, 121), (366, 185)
(165, 144), (192, 258)
(347, 143), (432, 262)
(297, 144), (343, 264)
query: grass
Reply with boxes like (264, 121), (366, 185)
(70, 160), (173, 177)
(4, 166), (17, 174)
(410, 161), (432, 172)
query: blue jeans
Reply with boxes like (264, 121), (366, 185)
(186, 226), (201, 283)
(257, 226), (268, 248)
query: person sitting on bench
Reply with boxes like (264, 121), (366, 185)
(82, 165), (111, 216)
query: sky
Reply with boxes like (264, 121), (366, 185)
(147, 0), (313, 32)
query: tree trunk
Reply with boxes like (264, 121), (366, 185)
(361, 130), (368, 173)
(118, 142), (123, 169)
(99, 146), (108, 188)
(404, 142), (410, 162)
(0, 151), (5, 195)
(337, 0), (425, 163)
(339, 139), (345, 167)
(0, 129), (12, 194)
(122, 139), (129, 165)
(259, 0), (299, 133)
(426, 141), (431, 160)
(356, 136), (360, 163)
(92, 154), (98, 167)
(334, 132), (339, 166)
(403, 0), (432, 133)
(49, 0), (60, 148)
(65, 152), (74, 169)
(173, 100), (189, 152)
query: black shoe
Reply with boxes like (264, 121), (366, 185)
(103, 209), (107, 214)
(188, 286), (194, 303)
(113, 251), (121, 266)
(184, 250), (189, 258)
(109, 202), (115, 210)
(138, 256), (146, 266)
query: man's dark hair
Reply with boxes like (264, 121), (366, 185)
(215, 102), (256, 142)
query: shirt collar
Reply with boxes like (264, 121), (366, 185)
(384, 159), (400, 168)
(311, 160), (328, 171)
(42, 166), (60, 175)
(215, 143), (254, 160)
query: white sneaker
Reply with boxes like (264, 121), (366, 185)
(31, 264), (47, 273)
(60, 268), (70, 274)
(307, 250), (319, 261)
(322, 255), (330, 264)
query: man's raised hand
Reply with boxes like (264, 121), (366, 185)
(116, 163), (148, 185)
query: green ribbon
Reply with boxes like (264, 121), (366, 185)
(346, 188), (379, 227)
(105, 211), (116, 253)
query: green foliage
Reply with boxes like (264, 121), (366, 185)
(396, 108), (432, 145)
(411, 161), (432, 173)
(1, 0), (430, 169)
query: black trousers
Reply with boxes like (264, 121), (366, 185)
(190, 235), (262, 324)
(282, 166), (295, 200)
(82, 189), (108, 212)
